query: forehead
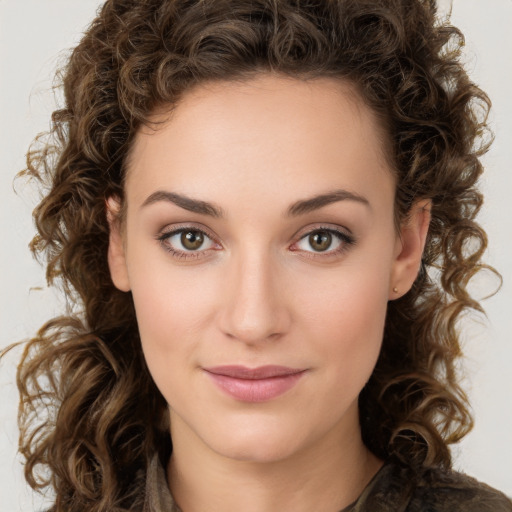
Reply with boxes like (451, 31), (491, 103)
(125, 74), (394, 211)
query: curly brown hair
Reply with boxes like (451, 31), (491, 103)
(12, 0), (494, 510)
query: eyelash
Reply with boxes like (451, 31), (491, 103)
(156, 224), (220, 261)
(291, 226), (355, 259)
(156, 225), (356, 261)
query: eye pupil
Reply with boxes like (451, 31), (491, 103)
(309, 231), (332, 252)
(181, 230), (204, 250)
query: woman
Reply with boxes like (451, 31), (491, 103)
(3, 0), (512, 510)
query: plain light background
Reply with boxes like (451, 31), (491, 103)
(1, 0), (511, 509)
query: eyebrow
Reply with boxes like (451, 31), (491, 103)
(286, 189), (371, 216)
(140, 188), (370, 218)
(140, 191), (224, 217)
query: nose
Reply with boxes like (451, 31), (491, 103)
(217, 250), (291, 345)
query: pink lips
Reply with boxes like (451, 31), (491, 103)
(204, 365), (306, 403)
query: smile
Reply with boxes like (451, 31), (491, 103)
(203, 365), (307, 403)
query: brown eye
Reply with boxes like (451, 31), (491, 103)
(181, 230), (204, 250)
(293, 227), (352, 256)
(308, 231), (332, 252)
(158, 226), (218, 259)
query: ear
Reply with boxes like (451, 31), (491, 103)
(106, 196), (131, 292)
(389, 199), (431, 300)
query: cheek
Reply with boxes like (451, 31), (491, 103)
(296, 258), (390, 334)
(316, 286), (386, 370)
(127, 266), (222, 416)
(292, 255), (392, 385)
(126, 253), (218, 377)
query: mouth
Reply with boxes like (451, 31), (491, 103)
(203, 365), (307, 403)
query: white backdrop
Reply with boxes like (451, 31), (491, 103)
(1, 0), (511, 509)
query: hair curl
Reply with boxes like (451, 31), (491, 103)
(12, 0), (494, 510)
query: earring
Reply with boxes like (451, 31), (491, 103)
(393, 287), (398, 294)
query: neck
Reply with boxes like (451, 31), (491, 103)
(167, 408), (383, 512)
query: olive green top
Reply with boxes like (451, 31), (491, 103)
(135, 454), (512, 512)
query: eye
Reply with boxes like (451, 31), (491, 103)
(300, 230), (338, 252)
(157, 227), (219, 259)
(293, 227), (355, 256)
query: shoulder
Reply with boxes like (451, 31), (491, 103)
(408, 465), (512, 512)
(358, 462), (512, 512)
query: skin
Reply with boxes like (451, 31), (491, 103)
(108, 74), (430, 512)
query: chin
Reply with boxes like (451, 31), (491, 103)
(202, 415), (308, 464)
(212, 435), (300, 464)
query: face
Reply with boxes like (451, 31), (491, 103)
(108, 75), (428, 464)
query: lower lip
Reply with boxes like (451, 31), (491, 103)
(205, 372), (305, 403)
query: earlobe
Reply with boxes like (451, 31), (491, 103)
(106, 196), (131, 292)
(389, 199), (431, 300)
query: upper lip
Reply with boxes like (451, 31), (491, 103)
(203, 365), (306, 380)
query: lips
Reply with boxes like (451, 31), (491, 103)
(203, 365), (306, 402)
